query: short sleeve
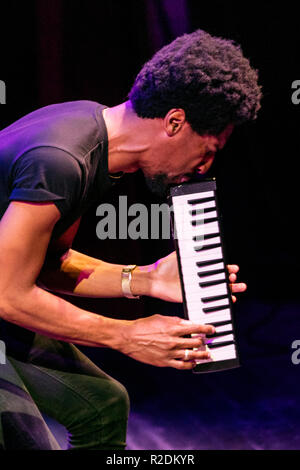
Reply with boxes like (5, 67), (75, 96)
(9, 147), (83, 218)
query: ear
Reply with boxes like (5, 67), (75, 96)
(164, 109), (186, 136)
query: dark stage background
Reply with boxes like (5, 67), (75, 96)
(1, 0), (300, 449)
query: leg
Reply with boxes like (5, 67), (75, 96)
(9, 335), (130, 450)
(0, 357), (60, 450)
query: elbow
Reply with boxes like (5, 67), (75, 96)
(0, 299), (15, 321)
(0, 288), (31, 322)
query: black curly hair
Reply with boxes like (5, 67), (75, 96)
(129, 29), (262, 135)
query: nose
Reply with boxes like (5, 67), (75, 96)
(196, 155), (215, 174)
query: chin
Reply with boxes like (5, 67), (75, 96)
(143, 172), (170, 198)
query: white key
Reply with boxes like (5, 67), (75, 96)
(199, 282), (227, 295)
(180, 263), (225, 284)
(178, 236), (221, 254)
(183, 282), (220, 296)
(182, 276), (227, 296)
(187, 299), (229, 315)
(185, 292), (228, 305)
(184, 283), (227, 299)
(198, 272), (226, 283)
(190, 200), (216, 210)
(180, 246), (223, 263)
(183, 270), (225, 286)
(175, 221), (219, 239)
(189, 210), (217, 221)
(186, 308), (232, 324)
(190, 220), (220, 235)
(196, 343), (237, 364)
(214, 323), (233, 333)
(195, 235), (221, 247)
(197, 262), (225, 273)
(174, 224), (207, 241)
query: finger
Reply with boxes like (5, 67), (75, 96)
(230, 282), (247, 293)
(169, 360), (196, 370)
(229, 273), (237, 283)
(227, 264), (239, 274)
(173, 336), (206, 350)
(176, 321), (215, 336)
(231, 295), (237, 303)
(172, 348), (209, 361)
(170, 352), (211, 370)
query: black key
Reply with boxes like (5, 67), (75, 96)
(198, 268), (225, 278)
(196, 258), (223, 268)
(191, 217), (218, 226)
(194, 243), (221, 252)
(190, 206), (216, 216)
(203, 304), (229, 314)
(207, 340), (235, 349)
(193, 232), (219, 242)
(201, 294), (228, 304)
(199, 279), (227, 288)
(209, 319), (233, 328)
(188, 196), (215, 205)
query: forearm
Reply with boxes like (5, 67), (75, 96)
(0, 284), (130, 348)
(38, 249), (154, 298)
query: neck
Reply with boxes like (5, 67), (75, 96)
(102, 101), (160, 174)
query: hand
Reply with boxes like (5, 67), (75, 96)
(150, 251), (247, 303)
(227, 264), (247, 302)
(149, 251), (182, 302)
(119, 314), (215, 369)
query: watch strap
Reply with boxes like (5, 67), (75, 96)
(121, 265), (140, 299)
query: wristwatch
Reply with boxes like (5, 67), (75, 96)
(121, 265), (140, 299)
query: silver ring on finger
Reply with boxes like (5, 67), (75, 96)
(184, 349), (190, 361)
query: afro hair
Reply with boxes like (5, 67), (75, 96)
(129, 29), (262, 135)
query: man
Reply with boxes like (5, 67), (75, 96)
(0, 29), (261, 449)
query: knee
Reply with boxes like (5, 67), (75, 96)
(80, 376), (130, 424)
(67, 377), (130, 449)
(101, 378), (130, 421)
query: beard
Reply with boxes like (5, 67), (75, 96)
(144, 171), (199, 198)
(144, 172), (170, 199)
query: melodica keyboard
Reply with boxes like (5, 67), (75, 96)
(169, 179), (239, 373)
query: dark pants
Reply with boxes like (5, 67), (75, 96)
(0, 333), (130, 450)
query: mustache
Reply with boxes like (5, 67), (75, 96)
(143, 169), (211, 199)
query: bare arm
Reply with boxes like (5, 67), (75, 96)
(0, 201), (214, 369)
(38, 248), (154, 298)
(0, 202), (128, 348)
(38, 249), (246, 303)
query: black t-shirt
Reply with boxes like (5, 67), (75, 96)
(0, 100), (114, 358)
(0, 100), (114, 239)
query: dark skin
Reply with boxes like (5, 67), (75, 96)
(0, 104), (246, 369)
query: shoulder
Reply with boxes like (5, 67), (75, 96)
(13, 146), (82, 177)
